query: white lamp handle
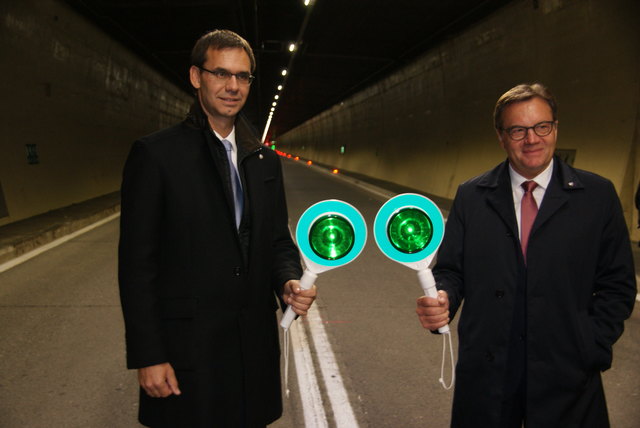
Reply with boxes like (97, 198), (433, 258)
(417, 269), (450, 334)
(280, 270), (318, 330)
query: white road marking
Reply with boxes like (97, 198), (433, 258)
(290, 321), (329, 428)
(307, 304), (360, 427)
(0, 213), (120, 273)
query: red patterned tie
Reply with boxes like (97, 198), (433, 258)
(520, 181), (538, 261)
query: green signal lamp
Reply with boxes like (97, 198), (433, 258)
(280, 200), (367, 330)
(374, 193), (449, 334)
(387, 207), (434, 254)
(309, 214), (355, 260)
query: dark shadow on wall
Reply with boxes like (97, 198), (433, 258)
(0, 181), (8, 219)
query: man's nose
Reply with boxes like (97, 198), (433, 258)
(523, 127), (541, 143)
(225, 75), (240, 91)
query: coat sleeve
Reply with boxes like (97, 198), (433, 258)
(433, 185), (466, 319)
(590, 181), (637, 370)
(268, 155), (303, 305)
(118, 140), (168, 369)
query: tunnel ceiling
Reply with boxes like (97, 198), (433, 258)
(65, 0), (511, 141)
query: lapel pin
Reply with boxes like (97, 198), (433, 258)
(568, 181), (574, 187)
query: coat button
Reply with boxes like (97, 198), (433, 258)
(233, 267), (241, 276)
(495, 290), (505, 298)
(485, 352), (495, 362)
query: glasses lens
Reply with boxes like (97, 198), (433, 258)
(309, 215), (355, 260)
(534, 122), (553, 136)
(206, 69), (229, 80)
(508, 127), (526, 140)
(236, 73), (251, 83)
(387, 208), (433, 254)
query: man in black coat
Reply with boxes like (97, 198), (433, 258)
(416, 83), (636, 427)
(118, 30), (316, 428)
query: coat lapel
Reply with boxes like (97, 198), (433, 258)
(479, 161), (519, 238)
(531, 158), (582, 236)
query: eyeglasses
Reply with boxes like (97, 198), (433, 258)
(501, 121), (556, 141)
(197, 66), (255, 85)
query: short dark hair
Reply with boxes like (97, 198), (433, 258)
(494, 83), (557, 130)
(190, 29), (256, 72)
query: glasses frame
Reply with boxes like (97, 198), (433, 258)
(501, 120), (556, 141)
(197, 66), (255, 85)
(501, 120), (557, 141)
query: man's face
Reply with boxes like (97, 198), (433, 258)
(497, 97), (557, 179)
(189, 47), (251, 131)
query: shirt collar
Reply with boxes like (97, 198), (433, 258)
(508, 158), (554, 192)
(213, 127), (237, 152)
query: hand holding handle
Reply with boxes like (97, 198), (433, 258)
(417, 269), (450, 334)
(280, 270), (317, 330)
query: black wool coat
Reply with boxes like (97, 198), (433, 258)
(118, 105), (302, 428)
(435, 157), (636, 428)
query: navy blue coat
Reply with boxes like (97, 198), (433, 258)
(118, 105), (302, 428)
(435, 157), (636, 427)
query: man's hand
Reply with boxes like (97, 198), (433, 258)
(282, 279), (317, 316)
(416, 290), (450, 331)
(138, 363), (181, 398)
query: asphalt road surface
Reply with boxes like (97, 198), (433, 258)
(0, 158), (637, 427)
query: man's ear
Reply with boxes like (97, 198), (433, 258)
(189, 66), (201, 89)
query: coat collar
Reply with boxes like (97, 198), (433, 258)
(185, 101), (263, 163)
(477, 156), (583, 244)
(475, 156), (584, 191)
(533, 157), (583, 234)
(478, 161), (518, 236)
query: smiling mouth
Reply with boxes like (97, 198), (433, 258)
(522, 146), (543, 154)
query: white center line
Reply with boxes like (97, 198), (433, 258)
(307, 304), (360, 427)
(290, 321), (329, 428)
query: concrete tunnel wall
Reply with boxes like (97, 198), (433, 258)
(0, 0), (192, 227)
(277, 0), (640, 239)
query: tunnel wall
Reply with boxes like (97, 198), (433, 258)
(0, 0), (192, 227)
(278, 0), (640, 238)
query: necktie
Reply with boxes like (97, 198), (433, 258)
(520, 180), (538, 261)
(221, 139), (244, 229)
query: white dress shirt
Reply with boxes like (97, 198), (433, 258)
(508, 159), (554, 238)
(213, 127), (239, 170)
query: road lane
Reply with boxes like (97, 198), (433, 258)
(281, 159), (455, 427)
(280, 158), (640, 428)
(0, 220), (140, 427)
(0, 157), (637, 427)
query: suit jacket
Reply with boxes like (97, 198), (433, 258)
(118, 103), (302, 428)
(434, 157), (636, 428)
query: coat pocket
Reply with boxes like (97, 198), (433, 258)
(160, 298), (197, 370)
(577, 313), (612, 372)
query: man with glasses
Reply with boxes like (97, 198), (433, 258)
(119, 29), (316, 428)
(416, 83), (636, 427)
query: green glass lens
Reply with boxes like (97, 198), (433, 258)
(387, 208), (433, 254)
(309, 214), (355, 260)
